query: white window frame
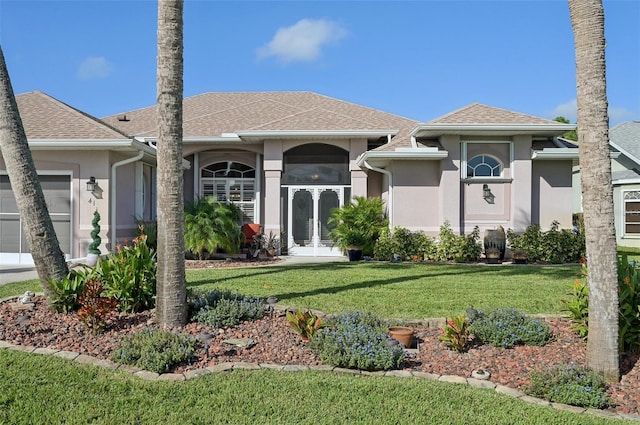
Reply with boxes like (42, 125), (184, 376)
(461, 141), (513, 181)
(623, 190), (640, 237)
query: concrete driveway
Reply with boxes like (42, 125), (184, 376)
(0, 265), (38, 286)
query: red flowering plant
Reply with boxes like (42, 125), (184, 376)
(439, 315), (470, 352)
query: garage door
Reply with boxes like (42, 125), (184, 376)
(0, 174), (71, 265)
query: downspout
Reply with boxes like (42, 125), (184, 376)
(362, 158), (393, 229)
(111, 150), (144, 250)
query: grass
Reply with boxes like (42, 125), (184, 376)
(3, 261), (618, 424)
(0, 349), (628, 425)
(186, 262), (580, 318)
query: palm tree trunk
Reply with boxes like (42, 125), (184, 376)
(155, 0), (187, 327)
(569, 0), (619, 382)
(0, 45), (68, 299)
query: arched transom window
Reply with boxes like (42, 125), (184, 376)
(466, 155), (503, 178)
(201, 162), (255, 223)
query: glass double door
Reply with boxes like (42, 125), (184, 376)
(287, 186), (344, 256)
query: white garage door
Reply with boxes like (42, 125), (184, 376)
(0, 174), (71, 265)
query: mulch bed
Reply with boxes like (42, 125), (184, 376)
(1, 259), (638, 416)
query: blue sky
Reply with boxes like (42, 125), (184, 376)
(1, 0), (638, 125)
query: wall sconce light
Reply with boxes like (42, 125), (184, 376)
(482, 183), (495, 204)
(86, 176), (97, 192)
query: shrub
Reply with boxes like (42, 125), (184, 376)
(308, 311), (405, 371)
(188, 289), (265, 328)
(184, 197), (243, 259)
(433, 221), (464, 262)
(507, 222), (584, 264)
(525, 364), (611, 409)
(49, 267), (96, 313)
(439, 316), (470, 352)
(99, 232), (156, 313)
(77, 279), (117, 334)
(111, 328), (196, 374)
(468, 308), (553, 349)
(373, 227), (435, 261)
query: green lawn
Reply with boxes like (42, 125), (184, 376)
(3, 261), (619, 424)
(186, 262), (580, 318)
(0, 349), (628, 425)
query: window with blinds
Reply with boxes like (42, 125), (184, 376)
(200, 162), (256, 224)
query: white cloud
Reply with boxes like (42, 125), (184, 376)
(257, 19), (347, 64)
(77, 56), (114, 80)
(549, 99), (577, 122)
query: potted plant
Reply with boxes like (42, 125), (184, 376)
(263, 231), (280, 257)
(86, 211), (101, 267)
(328, 196), (388, 261)
(512, 249), (528, 264)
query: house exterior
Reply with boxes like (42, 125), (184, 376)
(0, 91), (577, 264)
(572, 121), (640, 248)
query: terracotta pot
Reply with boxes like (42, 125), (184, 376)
(388, 326), (414, 348)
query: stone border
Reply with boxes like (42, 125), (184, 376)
(2, 295), (638, 422)
(0, 340), (638, 422)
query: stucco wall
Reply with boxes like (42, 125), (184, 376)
(1, 150), (112, 259)
(390, 160), (440, 233)
(532, 160), (573, 230)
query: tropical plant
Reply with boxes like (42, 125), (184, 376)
(569, 0), (619, 381)
(184, 196), (242, 259)
(88, 211), (102, 255)
(77, 279), (117, 334)
(48, 268), (93, 313)
(98, 233), (157, 313)
(618, 256), (640, 353)
(286, 309), (325, 341)
(561, 278), (589, 340)
(0, 46), (69, 299)
(439, 315), (470, 352)
(135, 219), (157, 250)
(328, 196), (388, 255)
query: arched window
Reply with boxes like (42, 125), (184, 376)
(283, 144), (349, 185)
(200, 162), (255, 223)
(466, 155), (503, 178)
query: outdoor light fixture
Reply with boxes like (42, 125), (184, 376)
(86, 176), (97, 192)
(482, 184), (495, 204)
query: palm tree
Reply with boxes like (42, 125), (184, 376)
(569, 0), (619, 382)
(155, 0), (187, 327)
(0, 45), (68, 300)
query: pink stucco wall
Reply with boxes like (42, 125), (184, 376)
(532, 160), (573, 229)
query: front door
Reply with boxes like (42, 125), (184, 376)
(287, 186), (344, 256)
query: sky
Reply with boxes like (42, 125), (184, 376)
(0, 0), (638, 126)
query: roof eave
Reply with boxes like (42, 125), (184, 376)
(410, 124), (576, 138)
(235, 130), (398, 142)
(356, 148), (449, 168)
(531, 148), (579, 160)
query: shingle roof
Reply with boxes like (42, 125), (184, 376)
(611, 121), (640, 162)
(15, 91), (129, 140)
(101, 91), (418, 147)
(428, 103), (559, 125)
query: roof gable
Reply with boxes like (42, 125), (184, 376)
(428, 103), (559, 125)
(15, 91), (128, 140)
